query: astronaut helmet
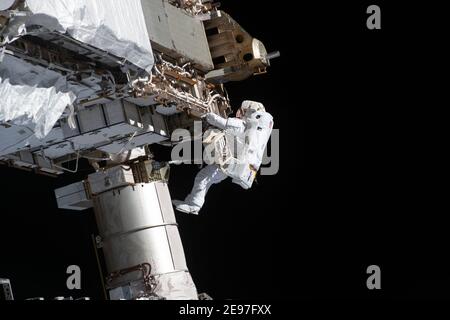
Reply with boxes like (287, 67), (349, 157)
(236, 100), (266, 118)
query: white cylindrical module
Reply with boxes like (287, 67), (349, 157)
(93, 181), (198, 300)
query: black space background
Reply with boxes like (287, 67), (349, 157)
(0, 1), (447, 301)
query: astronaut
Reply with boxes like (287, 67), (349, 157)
(172, 100), (274, 215)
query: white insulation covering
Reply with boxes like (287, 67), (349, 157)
(152, 271), (199, 300)
(25, 0), (155, 72)
(0, 54), (76, 141)
(0, 0), (155, 152)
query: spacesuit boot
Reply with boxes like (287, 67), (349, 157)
(172, 164), (228, 215)
(172, 200), (201, 215)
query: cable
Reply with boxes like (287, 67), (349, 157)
(82, 131), (138, 164)
(207, 93), (226, 112)
(115, 132), (138, 155)
(154, 64), (166, 80)
(52, 149), (80, 173)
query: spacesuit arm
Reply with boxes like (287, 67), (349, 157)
(204, 113), (228, 130)
(204, 113), (245, 134)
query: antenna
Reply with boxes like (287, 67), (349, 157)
(266, 51), (281, 61)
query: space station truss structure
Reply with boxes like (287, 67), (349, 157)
(1, 0), (277, 175)
(1, 0), (278, 300)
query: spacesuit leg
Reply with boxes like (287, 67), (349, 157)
(180, 164), (228, 212)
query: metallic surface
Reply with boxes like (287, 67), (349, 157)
(1, 2), (272, 174)
(93, 182), (189, 286)
(141, 0), (214, 71)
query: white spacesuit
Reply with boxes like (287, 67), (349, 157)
(173, 101), (274, 215)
